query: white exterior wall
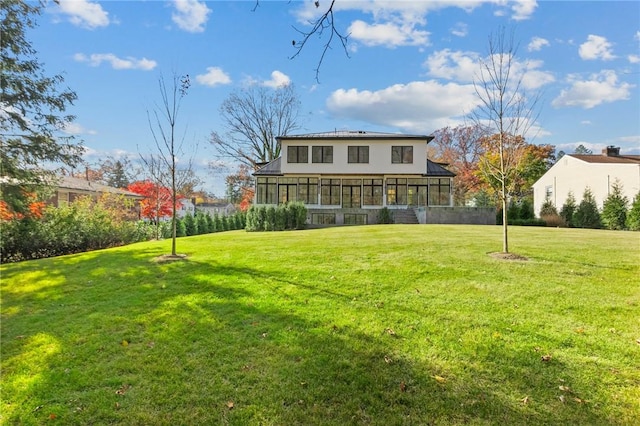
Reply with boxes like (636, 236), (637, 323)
(533, 156), (640, 216)
(280, 138), (428, 175)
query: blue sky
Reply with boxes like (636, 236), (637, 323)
(32, 0), (640, 194)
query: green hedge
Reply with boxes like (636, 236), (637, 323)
(245, 202), (307, 232)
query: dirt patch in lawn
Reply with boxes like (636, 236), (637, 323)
(489, 252), (529, 261)
(153, 254), (188, 263)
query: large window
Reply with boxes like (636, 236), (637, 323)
(287, 146), (308, 163)
(321, 179), (341, 205)
(428, 178), (451, 206)
(392, 146), (413, 164)
(348, 146), (369, 163)
(312, 213), (335, 225)
(312, 146), (333, 163)
(278, 177), (298, 204)
(256, 177), (277, 204)
(344, 214), (368, 225)
(342, 179), (362, 208)
(363, 179), (383, 206)
(298, 177), (318, 204)
(386, 178), (408, 205)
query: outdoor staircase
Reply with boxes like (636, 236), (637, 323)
(393, 208), (419, 224)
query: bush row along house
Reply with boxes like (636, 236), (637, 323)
(533, 146), (640, 217)
(253, 131), (495, 225)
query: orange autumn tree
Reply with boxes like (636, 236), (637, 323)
(127, 181), (181, 238)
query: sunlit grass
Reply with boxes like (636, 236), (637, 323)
(1, 225), (639, 424)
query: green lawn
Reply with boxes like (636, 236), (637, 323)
(1, 225), (639, 425)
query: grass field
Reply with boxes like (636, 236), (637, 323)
(1, 225), (639, 425)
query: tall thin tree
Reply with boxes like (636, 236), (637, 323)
(143, 73), (193, 257)
(472, 27), (540, 253)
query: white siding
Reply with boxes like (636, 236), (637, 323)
(533, 156), (640, 216)
(280, 138), (428, 175)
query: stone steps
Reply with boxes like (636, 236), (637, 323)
(392, 208), (419, 224)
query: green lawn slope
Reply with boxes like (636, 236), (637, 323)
(1, 225), (639, 425)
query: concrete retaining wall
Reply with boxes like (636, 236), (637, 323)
(415, 207), (496, 225)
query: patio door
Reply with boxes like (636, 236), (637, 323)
(342, 179), (362, 208)
(408, 185), (427, 206)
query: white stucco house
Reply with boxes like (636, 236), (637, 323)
(253, 131), (493, 225)
(532, 146), (640, 217)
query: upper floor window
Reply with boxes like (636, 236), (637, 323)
(287, 146), (308, 163)
(312, 146), (333, 163)
(392, 146), (413, 164)
(348, 146), (369, 163)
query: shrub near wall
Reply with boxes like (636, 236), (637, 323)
(246, 202), (307, 231)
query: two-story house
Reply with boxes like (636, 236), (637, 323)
(253, 130), (460, 225)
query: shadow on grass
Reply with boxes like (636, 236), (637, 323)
(1, 248), (614, 425)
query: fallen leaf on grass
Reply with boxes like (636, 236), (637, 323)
(48, 413), (57, 420)
(384, 328), (396, 336)
(384, 355), (392, 364)
(636, 338), (640, 345)
(559, 395), (565, 403)
(433, 375), (447, 384)
(115, 384), (130, 395)
(541, 354), (552, 362)
(520, 396), (530, 405)
(226, 401), (234, 410)
(121, 340), (129, 347)
(559, 385), (571, 392)
(400, 381), (407, 392)
(574, 397), (584, 404)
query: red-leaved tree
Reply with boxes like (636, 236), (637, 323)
(128, 181), (181, 238)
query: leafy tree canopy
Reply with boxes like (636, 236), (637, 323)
(1, 0), (84, 213)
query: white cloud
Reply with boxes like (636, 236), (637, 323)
(527, 36), (549, 52)
(510, 0), (538, 21)
(552, 70), (633, 109)
(348, 20), (429, 47)
(579, 35), (616, 61)
(262, 71), (291, 88)
(326, 80), (479, 133)
(172, 0), (211, 33)
(62, 122), (97, 136)
(628, 54), (640, 64)
(450, 22), (468, 38)
(581, 120), (592, 125)
(195, 67), (231, 87)
(74, 53), (157, 70)
(424, 49), (479, 82)
(424, 49), (554, 90)
(57, 0), (110, 29)
(635, 31), (640, 42)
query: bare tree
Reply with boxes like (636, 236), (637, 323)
(142, 73), (194, 257)
(209, 84), (301, 170)
(472, 27), (541, 254)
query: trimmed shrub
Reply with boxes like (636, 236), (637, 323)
(377, 207), (394, 224)
(559, 192), (577, 228)
(626, 192), (640, 231)
(175, 219), (187, 237)
(573, 188), (602, 229)
(601, 180), (628, 230)
(184, 213), (197, 236)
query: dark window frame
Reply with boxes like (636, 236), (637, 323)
(287, 146), (309, 163)
(312, 146), (333, 163)
(392, 146), (413, 164)
(348, 146), (369, 164)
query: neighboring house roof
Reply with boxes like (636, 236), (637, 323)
(569, 154), (640, 164)
(57, 176), (143, 198)
(278, 130), (434, 142)
(254, 157), (455, 177)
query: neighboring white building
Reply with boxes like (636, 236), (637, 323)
(532, 146), (640, 217)
(176, 198), (196, 218)
(253, 130), (464, 225)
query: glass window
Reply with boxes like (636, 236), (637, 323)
(342, 179), (362, 208)
(321, 179), (341, 205)
(312, 213), (336, 225)
(344, 214), (368, 225)
(298, 178), (318, 204)
(348, 146), (369, 163)
(279, 183), (297, 204)
(363, 179), (383, 206)
(257, 177), (277, 204)
(312, 146), (333, 163)
(428, 178), (451, 206)
(287, 146), (308, 163)
(392, 146), (413, 164)
(386, 178), (408, 205)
